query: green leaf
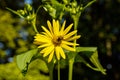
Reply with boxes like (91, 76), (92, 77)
(76, 47), (97, 52)
(75, 54), (86, 63)
(89, 50), (106, 75)
(16, 48), (38, 76)
(59, 59), (68, 69)
(75, 47), (106, 75)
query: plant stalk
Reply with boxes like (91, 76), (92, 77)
(47, 62), (54, 80)
(68, 11), (81, 80)
(68, 57), (74, 80)
(32, 18), (39, 33)
(58, 61), (60, 80)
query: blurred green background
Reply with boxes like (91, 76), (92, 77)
(0, 0), (120, 80)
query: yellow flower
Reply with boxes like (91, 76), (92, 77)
(34, 19), (81, 62)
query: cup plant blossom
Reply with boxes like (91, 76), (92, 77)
(34, 19), (81, 62)
(7, 0), (106, 80)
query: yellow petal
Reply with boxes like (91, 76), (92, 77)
(33, 41), (41, 45)
(47, 20), (53, 35)
(59, 47), (66, 59)
(34, 35), (51, 43)
(61, 44), (75, 51)
(53, 20), (59, 36)
(48, 50), (54, 63)
(41, 32), (49, 37)
(34, 34), (41, 38)
(53, 19), (56, 27)
(67, 35), (81, 41)
(57, 20), (60, 31)
(53, 19), (56, 33)
(43, 45), (54, 57)
(40, 46), (52, 53)
(63, 23), (73, 35)
(60, 20), (66, 35)
(40, 47), (48, 54)
(34, 34), (41, 37)
(64, 30), (77, 39)
(55, 46), (60, 60)
(38, 43), (51, 48)
(62, 41), (79, 46)
(41, 26), (52, 38)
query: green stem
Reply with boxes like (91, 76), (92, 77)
(68, 57), (74, 80)
(73, 12), (82, 48)
(59, 11), (64, 21)
(47, 61), (54, 80)
(73, 12), (81, 30)
(49, 68), (53, 80)
(68, 12), (81, 80)
(32, 5), (43, 33)
(58, 61), (60, 80)
(68, 1), (96, 80)
(32, 18), (39, 33)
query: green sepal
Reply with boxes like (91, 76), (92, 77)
(16, 48), (38, 76)
(6, 4), (35, 22)
(6, 7), (24, 18)
(75, 47), (106, 75)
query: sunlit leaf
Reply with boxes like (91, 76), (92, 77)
(16, 48), (38, 76)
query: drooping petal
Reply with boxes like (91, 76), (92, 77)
(48, 50), (54, 63)
(33, 41), (41, 45)
(43, 45), (54, 57)
(59, 47), (66, 59)
(62, 41), (79, 46)
(67, 35), (81, 41)
(63, 23), (73, 35)
(61, 44), (75, 51)
(55, 46), (60, 60)
(64, 30), (77, 39)
(38, 43), (52, 48)
(40, 46), (51, 53)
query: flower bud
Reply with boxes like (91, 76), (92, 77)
(17, 10), (25, 16)
(25, 4), (32, 12)
(63, 0), (68, 4)
(72, 1), (77, 7)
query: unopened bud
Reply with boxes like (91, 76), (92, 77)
(17, 10), (25, 16)
(25, 4), (32, 12)
(63, 0), (68, 4)
(72, 2), (77, 7)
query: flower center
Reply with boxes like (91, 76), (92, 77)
(53, 36), (63, 46)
